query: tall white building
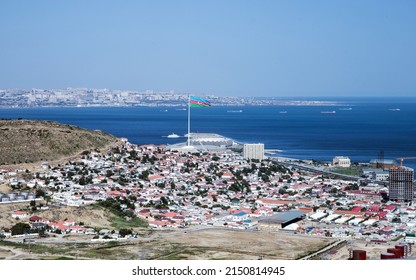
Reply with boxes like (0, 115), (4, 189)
(243, 143), (264, 160)
(333, 156), (351, 168)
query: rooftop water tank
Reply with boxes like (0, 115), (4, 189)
(395, 245), (406, 258)
(387, 248), (401, 258)
(381, 253), (395, 259)
(352, 250), (367, 260)
(399, 242), (410, 257)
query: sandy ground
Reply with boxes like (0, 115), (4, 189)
(2, 225), (413, 260)
(0, 139), (122, 173)
(0, 203), (114, 230)
(155, 228), (333, 260)
(320, 238), (415, 260)
(0, 184), (10, 193)
(0, 227), (334, 260)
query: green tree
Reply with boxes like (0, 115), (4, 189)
(119, 228), (133, 237)
(35, 189), (45, 198)
(11, 223), (31, 236)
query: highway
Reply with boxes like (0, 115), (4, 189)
(275, 160), (362, 181)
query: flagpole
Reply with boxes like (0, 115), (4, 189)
(187, 94), (190, 147)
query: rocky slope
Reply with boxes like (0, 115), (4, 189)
(0, 119), (118, 165)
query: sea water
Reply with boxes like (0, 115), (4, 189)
(1, 97), (416, 170)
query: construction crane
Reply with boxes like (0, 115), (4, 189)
(396, 157), (416, 167)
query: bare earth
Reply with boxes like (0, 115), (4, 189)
(0, 227), (334, 260)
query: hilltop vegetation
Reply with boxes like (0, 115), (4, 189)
(0, 119), (118, 165)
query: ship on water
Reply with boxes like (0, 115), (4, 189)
(320, 111), (336, 114)
(166, 133), (180, 138)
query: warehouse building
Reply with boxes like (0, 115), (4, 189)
(257, 211), (305, 231)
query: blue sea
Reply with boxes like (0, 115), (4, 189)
(1, 97), (416, 171)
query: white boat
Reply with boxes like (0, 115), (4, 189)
(320, 111), (336, 114)
(339, 107), (352, 111)
(279, 111), (287, 114)
(388, 108), (400, 111)
(166, 133), (180, 138)
(227, 110), (243, 113)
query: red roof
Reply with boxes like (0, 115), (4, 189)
(351, 206), (363, 213)
(377, 211), (388, 217)
(334, 210), (357, 215)
(13, 211), (27, 215)
(162, 212), (177, 218)
(29, 215), (43, 222)
(370, 205), (380, 212)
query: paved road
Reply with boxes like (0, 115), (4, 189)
(278, 161), (362, 181)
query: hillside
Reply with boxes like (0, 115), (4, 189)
(0, 119), (118, 165)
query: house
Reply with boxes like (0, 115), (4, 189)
(149, 220), (169, 228)
(11, 211), (28, 219)
(63, 219), (76, 227)
(29, 215), (43, 223)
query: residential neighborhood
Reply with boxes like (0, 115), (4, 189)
(1, 139), (415, 251)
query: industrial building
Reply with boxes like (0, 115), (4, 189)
(389, 167), (414, 202)
(370, 159), (397, 169)
(257, 211), (305, 231)
(243, 143), (264, 160)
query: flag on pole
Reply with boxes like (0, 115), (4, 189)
(189, 96), (211, 107)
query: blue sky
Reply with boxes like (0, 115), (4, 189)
(1, 0), (415, 97)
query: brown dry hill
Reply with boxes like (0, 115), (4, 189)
(0, 119), (118, 165)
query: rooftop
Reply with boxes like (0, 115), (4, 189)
(258, 211), (305, 225)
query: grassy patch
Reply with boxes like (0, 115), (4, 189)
(110, 214), (148, 229)
(54, 256), (75, 260)
(0, 240), (68, 255)
(332, 167), (361, 176)
(96, 200), (148, 229)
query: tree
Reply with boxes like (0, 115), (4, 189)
(35, 189), (45, 198)
(392, 217), (401, 223)
(11, 223), (31, 236)
(212, 156), (220, 161)
(119, 228), (133, 237)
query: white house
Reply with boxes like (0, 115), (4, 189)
(11, 211), (29, 219)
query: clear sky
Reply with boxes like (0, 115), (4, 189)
(1, 0), (415, 97)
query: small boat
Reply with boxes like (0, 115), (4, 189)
(388, 108), (400, 111)
(175, 108), (187, 111)
(279, 111), (287, 114)
(227, 110), (243, 113)
(320, 111), (336, 114)
(338, 107), (352, 111)
(166, 133), (180, 138)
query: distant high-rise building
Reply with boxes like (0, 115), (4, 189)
(389, 167), (414, 202)
(243, 143), (264, 160)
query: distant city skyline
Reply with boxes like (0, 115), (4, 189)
(1, 1), (415, 97)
